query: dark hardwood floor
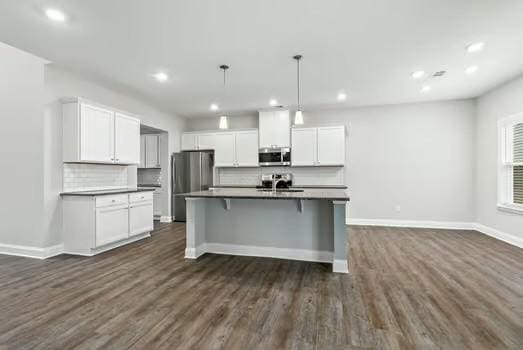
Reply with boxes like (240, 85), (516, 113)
(0, 223), (521, 349)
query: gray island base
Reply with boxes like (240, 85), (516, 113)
(181, 188), (350, 273)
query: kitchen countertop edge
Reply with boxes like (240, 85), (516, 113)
(60, 188), (156, 197)
(178, 188), (350, 202)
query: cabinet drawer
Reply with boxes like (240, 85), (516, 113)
(95, 194), (129, 208)
(129, 192), (153, 203)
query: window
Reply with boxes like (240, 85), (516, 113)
(498, 114), (523, 213)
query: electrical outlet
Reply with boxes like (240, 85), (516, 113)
(395, 205), (401, 212)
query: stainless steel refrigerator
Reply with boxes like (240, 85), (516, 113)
(171, 151), (214, 222)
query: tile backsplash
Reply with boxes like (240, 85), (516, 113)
(138, 168), (162, 185)
(217, 167), (345, 186)
(63, 164), (128, 192)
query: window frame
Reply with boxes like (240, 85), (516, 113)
(498, 113), (523, 214)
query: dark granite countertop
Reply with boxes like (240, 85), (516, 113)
(178, 188), (350, 201)
(60, 188), (156, 197)
(212, 185), (348, 189)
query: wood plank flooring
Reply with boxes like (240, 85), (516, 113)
(0, 223), (521, 349)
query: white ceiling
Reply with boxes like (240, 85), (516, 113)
(1, 0), (522, 117)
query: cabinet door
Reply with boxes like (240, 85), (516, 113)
(213, 132), (236, 167)
(181, 133), (198, 150)
(258, 111), (274, 148)
(80, 104), (115, 162)
(291, 128), (317, 166)
(317, 126), (345, 166)
(145, 135), (160, 168)
(197, 133), (216, 150)
(235, 131), (259, 167)
(259, 110), (290, 148)
(139, 135), (146, 168)
(129, 201), (154, 235)
(114, 113), (140, 164)
(153, 192), (162, 216)
(95, 204), (129, 247)
(273, 110), (291, 147)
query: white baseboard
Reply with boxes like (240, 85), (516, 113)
(64, 232), (151, 256)
(185, 243), (206, 259)
(202, 242), (334, 263)
(160, 216), (172, 223)
(348, 218), (522, 248)
(472, 223), (523, 248)
(348, 218), (474, 230)
(332, 259), (349, 273)
(0, 243), (64, 259)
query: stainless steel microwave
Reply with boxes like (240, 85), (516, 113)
(258, 147), (291, 167)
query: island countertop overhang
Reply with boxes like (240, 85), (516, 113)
(177, 187), (350, 202)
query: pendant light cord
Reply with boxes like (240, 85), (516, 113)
(294, 55), (302, 110)
(297, 59), (300, 109)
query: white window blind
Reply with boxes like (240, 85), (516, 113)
(499, 115), (523, 212)
(514, 123), (523, 204)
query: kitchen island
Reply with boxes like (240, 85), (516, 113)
(179, 187), (350, 273)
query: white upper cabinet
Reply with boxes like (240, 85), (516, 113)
(235, 130), (259, 167)
(63, 99), (141, 165)
(181, 133), (198, 150)
(79, 104), (115, 163)
(180, 129), (259, 167)
(115, 113), (140, 164)
(145, 135), (161, 168)
(259, 110), (290, 148)
(197, 133), (217, 150)
(139, 135), (146, 168)
(317, 126), (345, 166)
(291, 126), (345, 167)
(291, 128), (317, 166)
(213, 132), (236, 167)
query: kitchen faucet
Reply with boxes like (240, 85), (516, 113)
(272, 178), (287, 193)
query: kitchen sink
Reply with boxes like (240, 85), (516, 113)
(257, 189), (305, 193)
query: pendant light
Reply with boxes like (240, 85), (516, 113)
(219, 64), (229, 129)
(293, 54), (304, 125)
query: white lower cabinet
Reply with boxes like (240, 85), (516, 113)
(130, 202), (154, 236)
(63, 192), (154, 256)
(153, 189), (162, 217)
(95, 204), (129, 247)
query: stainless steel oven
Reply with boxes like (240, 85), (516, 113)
(258, 147), (291, 167)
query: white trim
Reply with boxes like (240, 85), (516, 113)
(201, 242), (334, 263)
(160, 216), (173, 223)
(64, 232), (151, 256)
(472, 223), (523, 249)
(333, 259), (349, 273)
(497, 204), (523, 215)
(348, 218), (474, 230)
(0, 243), (64, 259)
(185, 244), (206, 259)
(347, 218), (522, 249)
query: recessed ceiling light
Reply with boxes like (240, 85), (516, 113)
(420, 85), (431, 93)
(465, 65), (479, 74)
(411, 70), (425, 79)
(45, 8), (66, 22)
(153, 72), (168, 82)
(269, 98), (278, 106)
(466, 42), (485, 53)
(337, 91), (347, 101)
(210, 103), (219, 111)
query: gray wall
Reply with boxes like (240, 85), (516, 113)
(476, 74), (523, 241)
(186, 100), (477, 223)
(0, 44), (46, 247)
(41, 66), (186, 246)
